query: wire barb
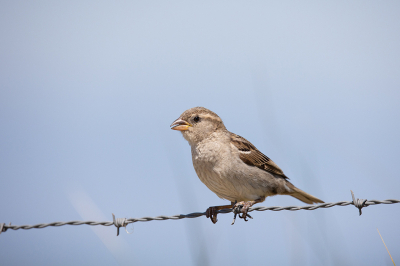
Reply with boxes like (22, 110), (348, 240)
(112, 213), (129, 236)
(351, 190), (368, 215)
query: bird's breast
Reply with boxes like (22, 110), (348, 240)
(190, 140), (238, 200)
(190, 139), (265, 202)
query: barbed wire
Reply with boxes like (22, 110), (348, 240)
(1, 191), (399, 236)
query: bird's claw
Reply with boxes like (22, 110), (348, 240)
(231, 201), (253, 225)
(206, 207), (218, 224)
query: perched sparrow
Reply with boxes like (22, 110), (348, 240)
(171, 107), (324, 224)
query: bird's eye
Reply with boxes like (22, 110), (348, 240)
(193, 116), (200, 122)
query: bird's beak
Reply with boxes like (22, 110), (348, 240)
(170, 118), (192, 131)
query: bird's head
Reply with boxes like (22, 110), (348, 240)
(170, 107), (226, 145)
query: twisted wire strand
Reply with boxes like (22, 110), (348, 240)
(1, 199), (399, 234)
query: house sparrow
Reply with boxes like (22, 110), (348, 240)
(171, 107), (324, 224)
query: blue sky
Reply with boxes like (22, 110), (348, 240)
(1, 1), (399, 265)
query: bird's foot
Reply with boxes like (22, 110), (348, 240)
(206, 204), (235, 224)
(231, 201), (254, 225)
(206, 206), (219, 224)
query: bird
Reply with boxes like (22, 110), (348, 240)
(170, 107), (324, 224)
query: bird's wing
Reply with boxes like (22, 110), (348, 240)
(230, 133), (289, 179)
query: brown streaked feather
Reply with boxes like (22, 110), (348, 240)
(230, 133), (289, 179)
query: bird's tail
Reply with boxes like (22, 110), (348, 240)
(286, 182), (324, 204)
